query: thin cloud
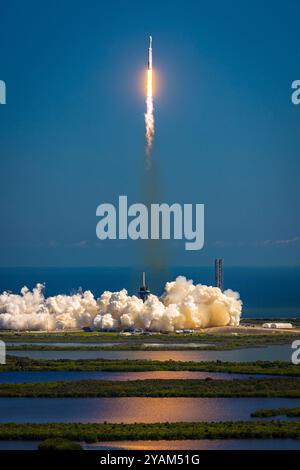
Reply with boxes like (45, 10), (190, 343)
(70, 240), (88, 248)
(208, 237), (300, 248)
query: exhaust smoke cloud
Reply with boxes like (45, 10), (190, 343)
(0, 277), (242, 331)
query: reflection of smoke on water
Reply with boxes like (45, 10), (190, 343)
(0, 276), (241, 331)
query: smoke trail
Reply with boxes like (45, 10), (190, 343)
(141, 38), (169, 279)
(145, 68), (154, 155)
(0, 277), (242, 331)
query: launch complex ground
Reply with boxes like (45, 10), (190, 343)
(1, 321), (300, 352)
(2, 317), (300, 337)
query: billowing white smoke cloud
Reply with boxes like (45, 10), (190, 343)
(0, 284), (98, 331)
(0, 277), (242, 331)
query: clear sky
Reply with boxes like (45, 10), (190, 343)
(0, 0), (299, 267)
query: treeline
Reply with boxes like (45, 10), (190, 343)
(0, 421), (300, 442)
(0, 377), (299, 398)
(3, 356), (300, 376)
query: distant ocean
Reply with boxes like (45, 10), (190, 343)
(0, 266), (299, 319)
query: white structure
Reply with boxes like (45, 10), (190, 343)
(262, 322), (293, 329)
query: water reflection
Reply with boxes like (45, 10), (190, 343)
(0, 397), (299, 423)
(0, 441), (38, 450)
(85, 439), (300, 450)
(0, 370), (282, 383)
(8, 344), (291, 361)
(1, 439), (300, 450)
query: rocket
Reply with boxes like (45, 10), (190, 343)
(148, 35), (152, 70)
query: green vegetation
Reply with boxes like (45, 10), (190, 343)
(7, 344), (219, 351)
(0, 377), (299, 397)
(1, 421), (300, 442)
(38, 438), (82, 450)
(0, 331), (122, 342)
(2, 356), (299, 376)
(5, 333), (295, 351)
(1, 330), (298, 350)
(251, 407), (300, 418)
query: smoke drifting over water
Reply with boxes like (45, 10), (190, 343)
(0, 277), (241, 331)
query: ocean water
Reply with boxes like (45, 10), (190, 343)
(0, 266), (299, 318)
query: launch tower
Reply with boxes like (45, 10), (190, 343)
(138, 271), (151, 302)
(215, 258), (224, 291)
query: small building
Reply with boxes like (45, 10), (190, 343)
(262, 322), (293, 329)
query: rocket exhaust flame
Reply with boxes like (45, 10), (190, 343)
(145, 36), (154, 156)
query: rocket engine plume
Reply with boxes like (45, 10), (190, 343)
(145, 36), (154, 156)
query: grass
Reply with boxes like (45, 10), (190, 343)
(2, 356), (299, 376)
(251, 407), (300, 418)
(6, 344), (220, 351)
(0, 421), (300, 442)
(38, 438), (82, 450)
(5, 334), (295, 351)
(0, 377), (299, 397)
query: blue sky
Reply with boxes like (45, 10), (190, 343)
(0, 0), (299, 266)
